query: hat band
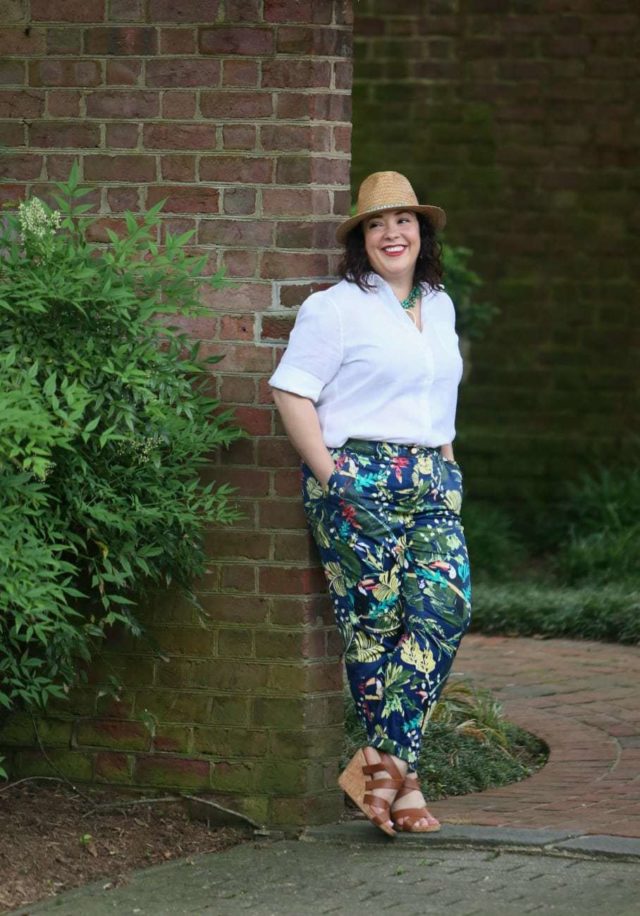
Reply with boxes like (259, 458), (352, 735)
(356, 201), (420, 218)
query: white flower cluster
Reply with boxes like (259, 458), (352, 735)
(18, 197), (61, 246)
(114, 435), (163, 465)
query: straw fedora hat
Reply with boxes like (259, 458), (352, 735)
(336, 171), (446, 244)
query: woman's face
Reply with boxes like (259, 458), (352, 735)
(363, 209), (421, 284)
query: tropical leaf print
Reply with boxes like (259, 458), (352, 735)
(443, 488), (462, 514)
(306, 476), (324, 501)
(399, 634), (436, 675)
(324, 561), (347, 596)
(371, 568), (400, 602)
(350, 631), (386, 664)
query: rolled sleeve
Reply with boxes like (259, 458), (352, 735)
(268, 293), (343, 403)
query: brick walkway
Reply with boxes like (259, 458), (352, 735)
(428, 635), (640, 837)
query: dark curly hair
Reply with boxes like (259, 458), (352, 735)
(338, 212), (444, 292)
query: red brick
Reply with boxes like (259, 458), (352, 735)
(134, 755), (210, 789)
(198, 218), (273, 248)
(256, 437), (298, 468)
(207, 467), (268, 497)
(275, 91), (351, 122)
(277, 155), (349, 186)
(222, 124), (256, 150)
(161, 90), (197, 119)
(0, 120), (24, 146)
(46, 89), (81, 117)
(204, 524), (271, 560)
(147, 185), (219, 214)
(0, 89), (44, 119)
(0, 154), (42, 180)
(160, 154), (195, 182)
(260, 314), (295, 341)
(199, 27), (273, 56)
(144, 122), (216, 149)
(222, 59), (259, 87)
(30, 59), (101, 88)
(201, 282), (271, 313)
(0, 27), (45, 55)
(106, 122), (139, 148)
(221, 248), (258, 278)
(159, 28), (197, 54)
(201, 342), (273, 373)
(264, 0), (332, 24)
(146, 58), (221, 87)
(262, 188), (330, 216)
(150, 0), (221, 20)
(200, 156), (273, 184)
(201, 90), (273, 120)
(199, 594), (268, 625)
(45, 27), (82, 55)
(106, 187), (140, 212)
(86, 90), (159, 118)
(273, 529), (315, 561)
(261, 251), (330, 280)
(46, 154), (77, 180)
(259, 565), (326, 596)
(31, 0), (105, 20)
(0, 183), (25, 206)
(219, 374), (257, 404)
(333, 124), (351, 152)
(262, 59), (331, 89)
(222, 188), (256, 216)
(335, 60), (352, 90)
(94, 751), (132, 784)
(85, 27), (157, 55)
(275, 220), (338, 249)
(219, 314), (255, 341)
(0, 60), (25, 85)
(106, 59), (142, 85)
(220, 563), (257, 593)
(30, 121), (100, 148)
(84, 154), (156, 182)
(225, 0), (262, 21)
(261, 124), (311, 152)
(233, 406), (271, 436)
(109, 0), (144, 20)
(258, 500), (307, 530)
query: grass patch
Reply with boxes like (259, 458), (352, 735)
(343, 678), (547, 800)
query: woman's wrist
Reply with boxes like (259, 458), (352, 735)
(440, 443), (455, 462)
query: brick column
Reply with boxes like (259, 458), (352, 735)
(0, 0), (353, 827)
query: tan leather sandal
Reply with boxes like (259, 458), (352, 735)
(391, 772), (441, 833)
(338, 748), (404, 837)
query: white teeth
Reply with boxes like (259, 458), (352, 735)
(383, 246), (404, 253)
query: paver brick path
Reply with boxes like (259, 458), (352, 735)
(429, 635), (640, 837)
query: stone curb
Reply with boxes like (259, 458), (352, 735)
(301, 821), (640, 861)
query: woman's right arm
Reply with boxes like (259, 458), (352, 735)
(271, 389), (335, 487)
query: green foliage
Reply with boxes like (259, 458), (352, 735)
(442, 243), (498, 341)
(470, 583), (640, 644)
(461, 500), (526, 582)
(554, 467), (640, 587)
(0, 164), (242, 718)
(343, 678), (546, 799)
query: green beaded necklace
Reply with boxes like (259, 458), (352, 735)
(400, 284), (421, 311)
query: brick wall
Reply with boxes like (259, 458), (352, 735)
(0, 0), (353, 827)
(353, 0), (639, 504)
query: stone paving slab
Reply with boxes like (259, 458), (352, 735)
(13, 839), (640, 916)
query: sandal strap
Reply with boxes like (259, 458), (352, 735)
(393, 807), (433, 824)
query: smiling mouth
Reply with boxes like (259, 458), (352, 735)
(382, 245), (406, 256)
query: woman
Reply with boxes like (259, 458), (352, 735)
(269, 171), (472, 837)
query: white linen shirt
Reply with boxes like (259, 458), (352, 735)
(268, 274), (463, 448)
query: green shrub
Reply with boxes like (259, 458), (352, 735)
(461, 500), (526, 582)
(554, 467), (640, 587)
(442, 243), (498, 341)
(0, 166), (242, 719)
(470, 583), (640, 644)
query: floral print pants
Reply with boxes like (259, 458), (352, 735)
(302, 439), (472, 766)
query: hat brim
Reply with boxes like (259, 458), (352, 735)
(336, 204), (446, 245)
